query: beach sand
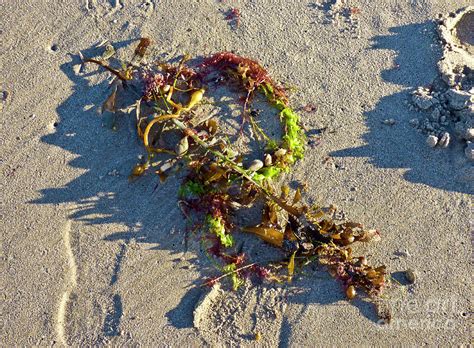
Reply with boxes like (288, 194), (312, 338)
(1, 0), (472, 346)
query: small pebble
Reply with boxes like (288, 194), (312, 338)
(465, 128), (474, 141)
(438, 132), (450, 148)
(426, 135), (438, 147)
(175, 136), (189, 155)
(465, 143), (474, 161)
(394, 249), (410, 258)
(247, 159), (263, 172)
(264, 154), (272, 167)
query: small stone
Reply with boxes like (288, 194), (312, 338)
(405, 269), (417, 284)
(175, 136), (189, 156)
(426, 135), (438, 147)
(1, 90), (9, 102)
(383, 118), (396, 126)
(438, 132), (450, 148)
(264, 154), (272, 167)
(465, 143), (474, 161)
(394, 249), (410, 258)
(247, 159), (264, 172)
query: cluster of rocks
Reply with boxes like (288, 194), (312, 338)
(409, 6), (473, 161)
(410, 86), (473, 153)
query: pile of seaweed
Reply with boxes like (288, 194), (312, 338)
(84, 38), (389, 318)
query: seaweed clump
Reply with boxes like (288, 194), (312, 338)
(83, 39), (389, 316)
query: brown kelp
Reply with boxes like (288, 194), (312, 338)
(84, 38), (389, 317)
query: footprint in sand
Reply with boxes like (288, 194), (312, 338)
(84, 0), (155, 19)
(84, 0), (124, 18)
(193, 284), (287, 345)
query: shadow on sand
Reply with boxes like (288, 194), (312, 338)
(331, 21), (472, 194)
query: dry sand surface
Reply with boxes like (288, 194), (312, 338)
(1, 0), (472, 346)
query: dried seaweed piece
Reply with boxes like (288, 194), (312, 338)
(242, 226), (283, 247)
(131, 37), (152, 65)
(84, 58), (131, 81)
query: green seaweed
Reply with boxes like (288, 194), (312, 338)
(223, 263), (245, 291)
(281, 107), (305, 161)
(253, 166), (281, 184)
(178, 180), (206, 198)
(207, 215), (234, 248)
